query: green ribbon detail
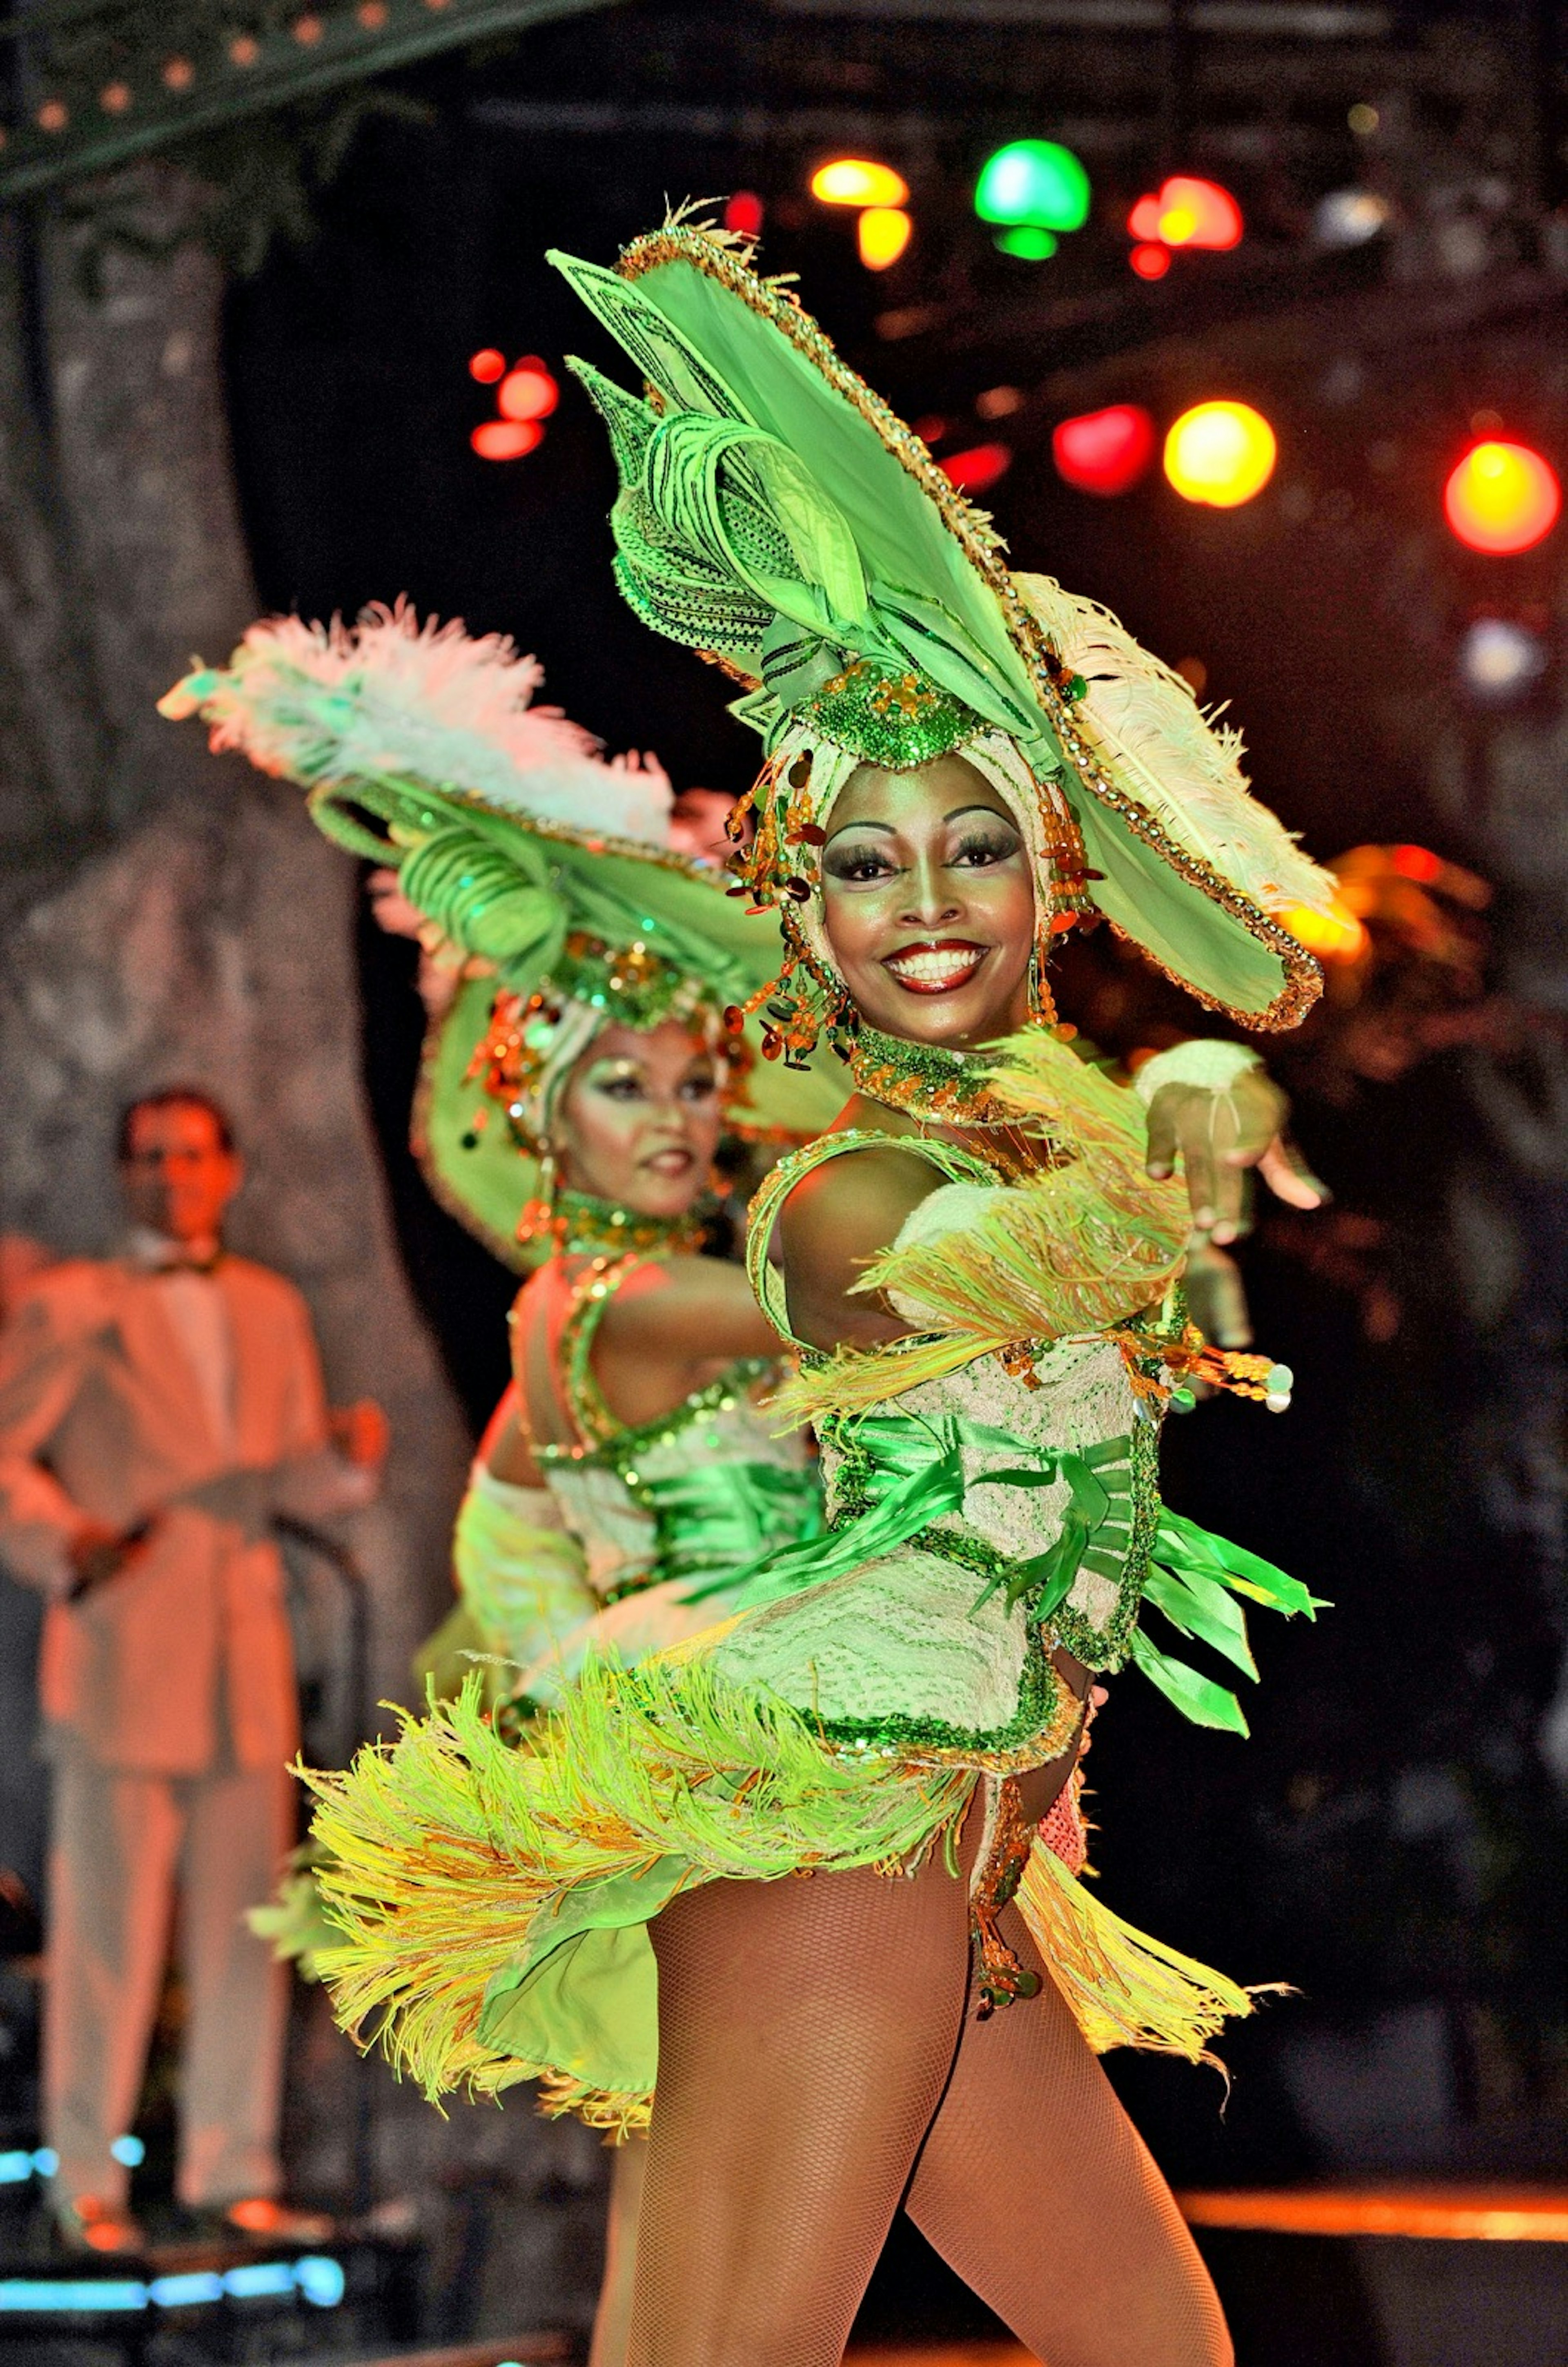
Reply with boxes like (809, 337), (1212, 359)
(681, 1411), (1133, 1625)
(629, 1459), (826, 1596)
(678, 1411), (1322, 1740)
(1131, 1508), (1329, 1735)
(679, 1422), (969, 1612)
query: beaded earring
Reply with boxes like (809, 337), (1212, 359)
(515, 1144), (560, 1249)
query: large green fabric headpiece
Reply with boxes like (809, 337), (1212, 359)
(162, 602), (844, 1268)
(551, 219), (1334, 1030)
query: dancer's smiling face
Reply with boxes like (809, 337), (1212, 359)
(556, 1019), (722, 1217)
(819, 755), (1036, 1050)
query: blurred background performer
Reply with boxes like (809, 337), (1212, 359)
(167, 603), (840, 2364)
(0, 1088), (386, 2254)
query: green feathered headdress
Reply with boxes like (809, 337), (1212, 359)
(161, 600), (845, 1269)
(550, 217), (1333, 1031)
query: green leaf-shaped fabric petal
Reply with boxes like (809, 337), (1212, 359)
(1142, 1563), (1258, 1681)
(1129, 1630), (1250, 1734)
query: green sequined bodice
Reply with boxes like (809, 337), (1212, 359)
(532, 1253), (819, 1603)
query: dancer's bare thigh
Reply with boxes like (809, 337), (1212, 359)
(907, 1889), (1232, 2367)
(634, 1849), (973, 2367)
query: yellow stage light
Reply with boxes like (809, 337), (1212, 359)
(1444, 440), (1560, 555)
(1163, 400), (1277, 508)
(811, 158), (909, 208)
(858, 206), (912, 268)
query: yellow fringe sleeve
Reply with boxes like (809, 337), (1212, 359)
(771, 1026), (1188, 1429)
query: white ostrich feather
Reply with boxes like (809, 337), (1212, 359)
(172, 599), (674, 847)
(1017, 573), (1336, 918)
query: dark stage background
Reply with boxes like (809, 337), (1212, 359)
(3, 2), (1566, 2357)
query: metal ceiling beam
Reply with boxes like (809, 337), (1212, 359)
(0, 0), (623, 204)
(769, 0), (1391, 33)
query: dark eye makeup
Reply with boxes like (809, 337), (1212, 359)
(822, 823), (1022, 884)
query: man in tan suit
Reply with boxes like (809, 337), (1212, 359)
(0, 1088), (385, 2253)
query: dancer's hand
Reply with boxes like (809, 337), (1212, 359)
(1144, 1067), (1326, 1246)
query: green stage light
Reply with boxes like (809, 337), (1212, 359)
(975, 140), (1089, 234)
(994, 225), (1057, 260)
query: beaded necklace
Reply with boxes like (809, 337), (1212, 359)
(840, 1020), (1018, 1129)
(552, 1189), (704, 1259)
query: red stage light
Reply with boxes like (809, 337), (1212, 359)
(1052, 404), (1156, 496)
(1390, 843), (1441, 883)
(1129, 242), (1170, 279)
(468, 348), (505, 384)
(725, 191), (764, 238)
(497, 361), (559, 423)
(942, 441), (1013, 494)
(1444, 441), (1560, 555)
(472, 419), (543, 460)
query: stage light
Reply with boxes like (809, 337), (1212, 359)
(1389, 844), (1441, 883)
(1158, 176), (1241, 250)
(1277, 896), (1368, 962)
(974, 140), (1090, 233)
(995, 225), (1056, 259)
(942, 442), (1013, 494)
(110, 2135), (145, 2167)
(811, 158), (908, 208)
(1444, 441), (1560, 555)
(468, 348), (505, 384)
(725, 190), (764, 238)
(295, 2257), (347, 2309)
(1052, 404), (1156, 496)
(1127, 176), (1241, 254)
(1348, 102), (1379, 134)
(1129, 242), (1170, 280)
(1314, 188), (1390, 247)
(472, 420), (543, 460)
(1458, 616), (1548, 699)
(497, 360), (559, 421)
(858, 206), (912, 269)
(1164, 401), (1277, 508)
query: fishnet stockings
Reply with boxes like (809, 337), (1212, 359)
(589, 2131), (648, 2367)
(630, 1765), (1229, 2367)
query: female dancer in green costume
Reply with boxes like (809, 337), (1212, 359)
(172, 237), (1334, 2361)
(166, 604), (837, 2365)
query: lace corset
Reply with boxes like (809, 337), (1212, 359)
(745, 1130), (1164, 1669)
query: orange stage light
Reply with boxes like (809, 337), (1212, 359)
(811, 158), (909, 208)
(1127, 177), (1242, 253)
(1443, 440), (1560, 555)
(858, 206), (913, 269)
(1158, 175), (1242, 249)
(472, 420), (543, 461)
(1164, 400), (1276, 507)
